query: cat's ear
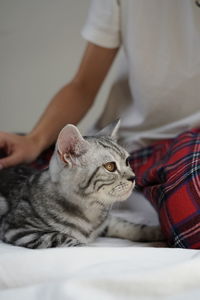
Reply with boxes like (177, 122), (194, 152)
(57, 124), (89, 167)
(110, 119), (120, 140)
(49, 124), (89, 182)
(96, 119), (120, 141)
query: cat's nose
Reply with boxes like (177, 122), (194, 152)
(127, 176), (136, 182)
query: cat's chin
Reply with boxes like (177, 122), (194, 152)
(109, 184), (134, 202)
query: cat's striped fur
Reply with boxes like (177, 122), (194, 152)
(0, 122), (163, 248)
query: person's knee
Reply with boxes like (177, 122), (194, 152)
(159, 205), (200, 249)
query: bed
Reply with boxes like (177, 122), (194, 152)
(0, 192), (200, 300)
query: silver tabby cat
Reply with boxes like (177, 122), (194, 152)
(0, 121), (163, 248)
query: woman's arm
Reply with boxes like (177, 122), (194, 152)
(0, 42), (119, 168)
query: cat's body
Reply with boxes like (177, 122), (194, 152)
(0, 122), (163, 248)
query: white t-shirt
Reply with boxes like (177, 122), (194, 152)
(82, 0), (200, 151)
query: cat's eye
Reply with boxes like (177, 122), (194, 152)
(103, 162), (117, 172)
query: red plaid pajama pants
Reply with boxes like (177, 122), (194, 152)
(129, 128), (200, 249)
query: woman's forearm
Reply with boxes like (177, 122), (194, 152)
(28, 43), (119, 152)
(28, 80), (95, 152)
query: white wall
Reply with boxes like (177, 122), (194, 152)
(0, 0), (117, 134)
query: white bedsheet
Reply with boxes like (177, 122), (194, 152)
(0, 192), (199, 300)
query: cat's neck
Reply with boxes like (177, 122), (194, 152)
(64, 192), (111, 225)
(44, 169), (111, 225)
(84, 199), (111, 224)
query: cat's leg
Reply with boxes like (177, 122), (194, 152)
(26, 232), (82, 249)
(3, 229), (82, 249)
(102, 216), (164, 242)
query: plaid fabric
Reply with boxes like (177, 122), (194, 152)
(30, 145), (54, 170)
(129, 128), (200, 249)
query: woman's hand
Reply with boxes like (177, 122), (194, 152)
(0, 132), (43, 168)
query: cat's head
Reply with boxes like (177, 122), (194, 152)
(49, 120), (135, 205)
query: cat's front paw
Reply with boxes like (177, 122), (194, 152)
(151, 225), (165, 242)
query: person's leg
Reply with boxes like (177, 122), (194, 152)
(129, 129), (200, 249)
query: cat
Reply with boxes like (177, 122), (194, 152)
(0, 121), (163, 249)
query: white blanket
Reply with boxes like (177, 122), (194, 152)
(0, 193), (200, 300)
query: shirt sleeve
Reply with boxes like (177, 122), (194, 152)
(81, 0), (121, 48)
